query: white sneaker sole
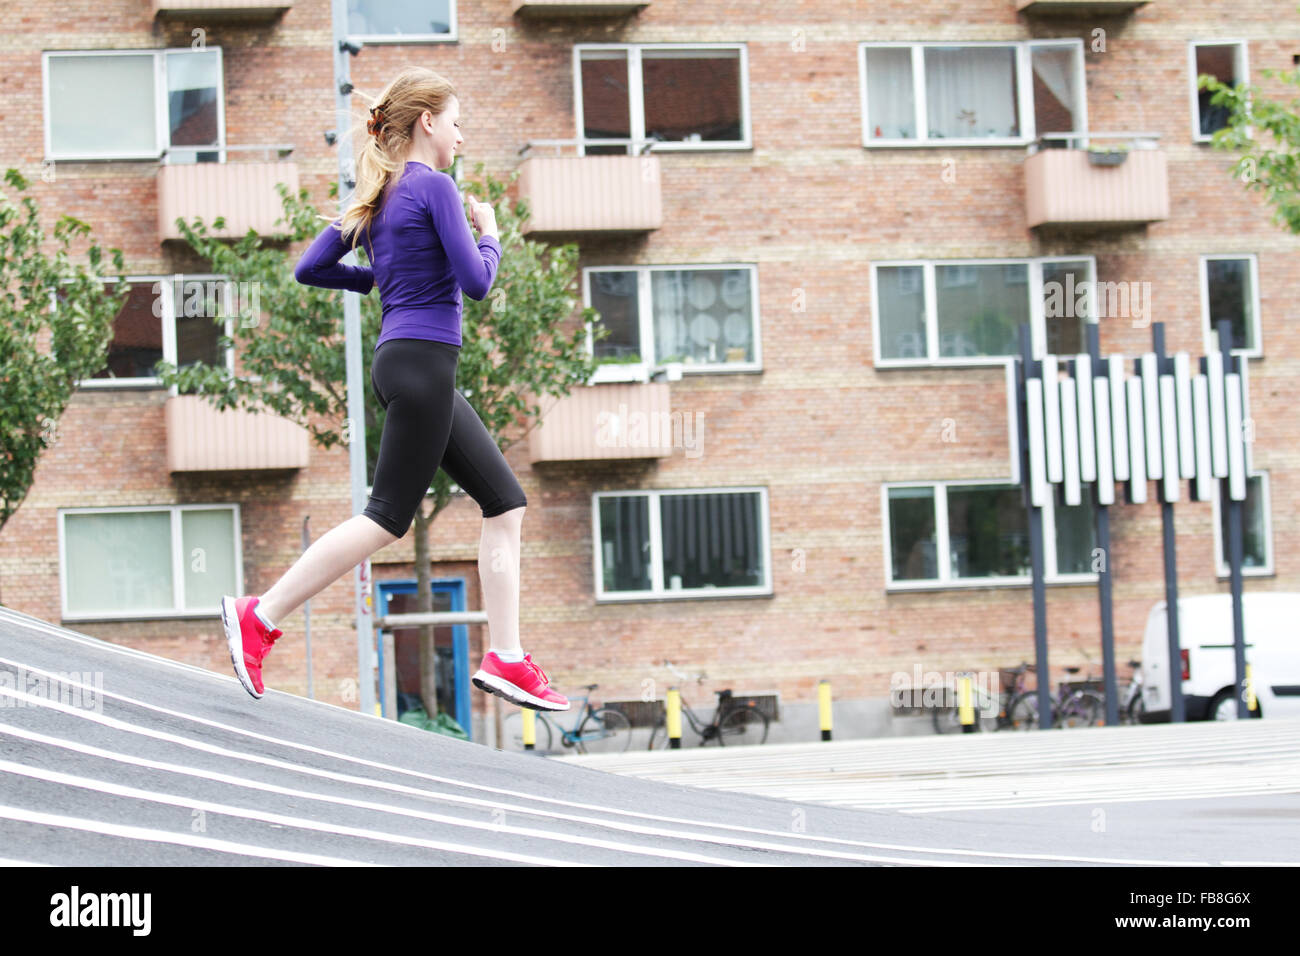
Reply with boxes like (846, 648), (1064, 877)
(472, 670), (569, 711)
(221, 596), (263, 700)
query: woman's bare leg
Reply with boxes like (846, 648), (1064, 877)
(257, 514), (399, 624)
(479, 505), (524, 653)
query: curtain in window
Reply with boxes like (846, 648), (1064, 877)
(925, 47), (1019, 139)
(64, 512), (173, 613)
(865, 47), (915, 139)
(48, 54), (156, 156)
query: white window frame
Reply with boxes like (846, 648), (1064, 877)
(583, 263), (762, 382)
(871, 256), (1098, 368)
(68, 274), (236, 391)
(343, 0), (457, 43)
(1212, 471), (1273, 578)
(43, 48), (226, 163)
(1199, 253), (1262, 360)
(58, 503), (244, 621)
(1189, 39), (1249, 144)
(859, 39), (1087, 148)
(592, 487), (772, 602)
(882, 479), (1097, 591)
(573, 43), (752, 155)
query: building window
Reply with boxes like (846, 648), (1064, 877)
(68, 275), (235, 389)
(346, 0), (455, 41)
(860, 40), (1085, 146)
(585, 264), (761, 381)
(1200, 255), (1261, 358)
(593, 488), (770, 600)
(1190, 40), (1248, 141)
(884, 480), (1096, 588)
(575, 44), (750, 154)
(873, 257), (1095, 366)
(1213, 473), (1272, 576)
(59, 505), (241, 620)
(43, 49), (223, 162)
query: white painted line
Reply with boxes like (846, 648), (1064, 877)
(0, 727), (809, 868)
(0, 681), (1196, 868)
(0, 804), (380, 867)
(0, 758), (611, 868)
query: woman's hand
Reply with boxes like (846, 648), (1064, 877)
(466, 193), (498, 240)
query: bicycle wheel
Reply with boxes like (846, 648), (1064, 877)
(1007, 691), (1050, 730)
(1059, 690), (1105, 728)
(717, 706), (769, 746)
(577, 707), (632, 754)
(932, 704), (963, 734)
(504, 709), (553, 753)
(1126, 689), (1147, 725)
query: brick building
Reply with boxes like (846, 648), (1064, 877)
(2, 0), (1297, 744)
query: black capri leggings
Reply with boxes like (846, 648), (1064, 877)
(362, 338), (527, 538)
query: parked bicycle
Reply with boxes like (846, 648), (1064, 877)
(1006, 651), (1105, 729)
(503, 684), (631, 754)
(648, 661), (770, 748)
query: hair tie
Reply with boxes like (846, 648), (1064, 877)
(367, 104), (387, 138)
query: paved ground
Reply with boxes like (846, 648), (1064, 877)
(1, 603), (1296, 866)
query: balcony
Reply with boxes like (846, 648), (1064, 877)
(153, 0), (292, 20)
(1017, 0), (1150, 14)
(1024, 133), (1168, 230)
(513, 0), (649, 15)
(529, 382), (674, 463)
(517, 140), (662, 235)
(165, 395), (310, 472)
(158, 147), (298, 242)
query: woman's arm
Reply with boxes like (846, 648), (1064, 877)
(421, 172), (501, 300)
(293, 220), (375, 295)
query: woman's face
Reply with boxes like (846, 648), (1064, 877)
(422, 96), (463, 170)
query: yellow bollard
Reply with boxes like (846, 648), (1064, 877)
(958, 674), (975, 733)
(1246, 664), (1256, 713)
(666, 687), (682, 749)
(522, 707), (536, 750)
(818, 680), (833, 741)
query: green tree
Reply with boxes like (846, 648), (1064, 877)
(154, 163), (603, 718)
(0, 169), (128, 554)
(1200, 53), (1300, 235)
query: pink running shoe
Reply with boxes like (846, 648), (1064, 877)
(472, 652), (570, 711)
(220, 595), (282, 699)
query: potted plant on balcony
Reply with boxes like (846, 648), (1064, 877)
(1086, 141), (1130, 166)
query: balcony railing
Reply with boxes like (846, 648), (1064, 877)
(1024, 132), (1168, 229)
(165, 395), (310, 472)
(513, 0), (649, 15)
(1017, 0), (1150, 14)
(528, 382), (674, 463)
(157, 146), (298, 242)
(516, 138), (662, 234)
(153, 0), (292, 20)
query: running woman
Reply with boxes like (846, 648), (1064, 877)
(219, 67), (569, 713)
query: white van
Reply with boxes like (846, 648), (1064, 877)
(1141, 592), (1300, 721)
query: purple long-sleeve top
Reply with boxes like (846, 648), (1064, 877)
(293, 161), (502, 349)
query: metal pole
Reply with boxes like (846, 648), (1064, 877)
(1018, 324), (1052, 729)
(1152, 322), (1185, 723)
(1217, 320), (1249, 718)
(302, 516), (313, 700)
(1086, 323), (1119, 726)
(330, 0), (375, 716)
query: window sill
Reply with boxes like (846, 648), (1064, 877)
(595, 586), (773, 604)
(345, 34), (457, 44)
(1215, 567), (1273, 579)
(885, 574), (1100, 592)
(863, 138), (1035, 149)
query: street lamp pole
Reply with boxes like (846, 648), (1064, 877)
(330, 0), (375, 716)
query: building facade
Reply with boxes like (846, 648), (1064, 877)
(2, 0), (1296, 743)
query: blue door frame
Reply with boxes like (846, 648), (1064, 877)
(375, 578), (471, 739)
